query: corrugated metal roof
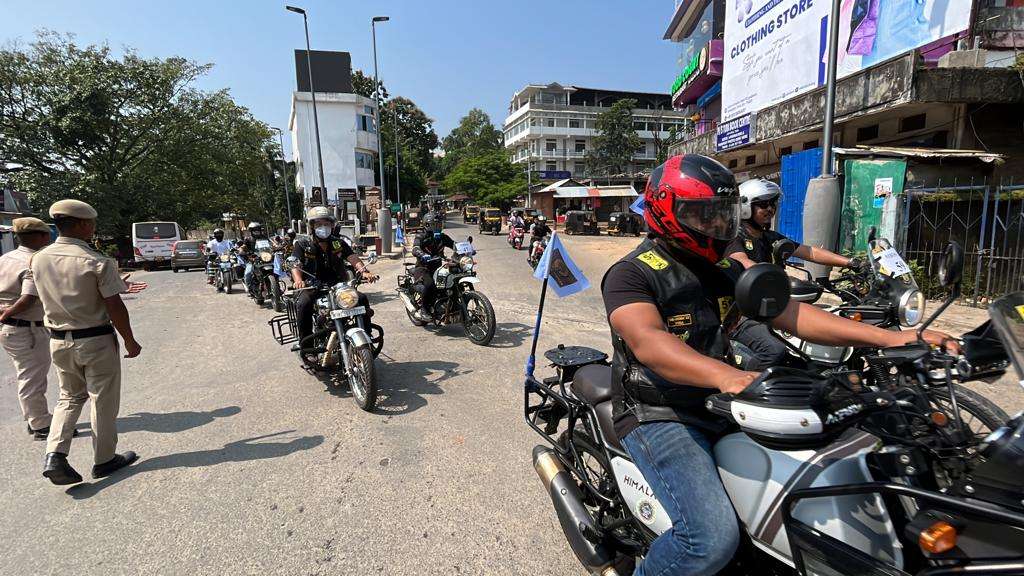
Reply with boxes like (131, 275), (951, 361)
(554, 185), (639, 198)
(834, 146), (1006, 164)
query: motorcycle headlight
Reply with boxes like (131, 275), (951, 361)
(898, 289), (925, 327)
(333, 286), (360, 309)
(459, 256), (475, 271)
(260, 252), (273, 263)
(220, 254), (230, 262)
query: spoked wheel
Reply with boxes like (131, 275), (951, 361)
(348, 344), (378, 412)
(402, 288), (428, 326)
(559, 428), (643, 572)
(462, 291), (496, 346)
(931, 385), (1009, 449)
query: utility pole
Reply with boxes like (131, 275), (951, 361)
(393, 102), (402, 208)
(819, 0), (842, 175)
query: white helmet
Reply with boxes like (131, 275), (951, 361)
(739, 179), (782, 220)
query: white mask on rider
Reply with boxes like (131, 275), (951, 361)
(314, 225), (332, 239)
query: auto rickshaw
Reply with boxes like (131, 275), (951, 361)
(563, 210), (599, 235)
(607, 211), (643, 236)
(463, 205), (480, 224)
(479, 208), (503, 235)
(405, 209), (424, 234)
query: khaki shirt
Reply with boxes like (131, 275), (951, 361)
(0, 246), (43, 322)
(31, 237), (127, 330)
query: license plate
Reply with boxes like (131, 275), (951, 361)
(179, 251), (197, 256)
(330, 306), (366, 319)
(155, 256), (164, 261)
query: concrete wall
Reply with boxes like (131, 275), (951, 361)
(289, 92), (378, 205)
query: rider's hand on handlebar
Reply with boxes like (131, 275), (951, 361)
(888, 328), (961, 354)
(361, 271), (379, 283)
(293, 278), (306, 289)
(719, 371), (760, 395)
(847, 257), (870, 273)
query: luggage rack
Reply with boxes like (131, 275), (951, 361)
(268, 293), (300, 346)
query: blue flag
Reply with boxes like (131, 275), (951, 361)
(273, 253), (287, 278)
(532, 232), (590, 297)
(629, 194), (645, 216)
(395, 225), (405, 244)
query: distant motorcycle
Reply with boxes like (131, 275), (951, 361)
(507, 225), (525, 250)
(212, 251), (239, 294)
(527, 234), (549, 269)
(245, 239), (286, 312)
(396, 237), (496, 346)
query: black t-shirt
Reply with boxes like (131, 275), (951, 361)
(725, 225), (788, 265)
(292, 236), (354, 285)
(532, 223), (551, 238)
(602, 252), (742, 438)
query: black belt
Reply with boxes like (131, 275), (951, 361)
(1, 318), (44, 327)
(50, 325), (114, 340)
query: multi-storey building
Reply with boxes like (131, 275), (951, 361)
(503, 83), (691, 180)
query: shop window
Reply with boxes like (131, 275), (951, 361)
(728, 159), (738, 168)
(803, 139), (819, 150)
(900, 113), (927, 133)
(745, 155), (756, 166)
(856, 124), (879, 142)
(779, 146), (793, 156)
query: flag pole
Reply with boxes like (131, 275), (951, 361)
(525, 276), (549, 377)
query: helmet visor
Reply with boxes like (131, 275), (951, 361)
(673, 197), (741, 241)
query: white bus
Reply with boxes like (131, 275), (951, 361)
(132, 221), (183, 269)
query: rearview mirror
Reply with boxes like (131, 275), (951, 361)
(938, 241), (964, 288)
(771, 239), (797, 266)
(735, 264), (791, 321)
(868, 226), (877, 244)
(466, 236), (473, 244)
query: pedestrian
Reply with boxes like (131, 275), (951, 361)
(0, 217), (57, 440)
(32, 199), (142, 485)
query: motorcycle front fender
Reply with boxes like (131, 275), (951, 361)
(458, 276), (480, 285)
(345, 327), (372, 349)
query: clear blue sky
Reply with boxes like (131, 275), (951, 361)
(1, 0), (679, 157)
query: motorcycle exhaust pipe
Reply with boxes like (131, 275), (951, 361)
(532, 445), (621, 576)
(397, 290), (418, 313)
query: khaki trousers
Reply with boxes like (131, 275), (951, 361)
(46, 333), (121, 464)
(0, 324), (52, 430)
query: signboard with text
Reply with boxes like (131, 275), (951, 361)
(721, 0), (971, 122)
(537, 170), (571, 180)
(716, 113), (756, 152)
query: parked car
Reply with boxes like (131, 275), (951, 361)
(171, 239), (206, 272)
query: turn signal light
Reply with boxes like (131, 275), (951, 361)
(930, 411), (949, 427)
(919, 521), (957, 554)
(848, 312), (863, 322)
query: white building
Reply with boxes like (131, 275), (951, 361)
(503, 83), (691, 179)
(289, 91), (378, 224)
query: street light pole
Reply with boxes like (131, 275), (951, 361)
(286, 5), (327, 205)
(271, 127), (295, 229)
(371, 16), (389, 205)
(393, 101), (401, 208)
(820, 0), (842, 176)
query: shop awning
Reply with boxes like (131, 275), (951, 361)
(554, 185), (639, 198)
(538, 178), (585, 193)
(833, 146), (1006, 164)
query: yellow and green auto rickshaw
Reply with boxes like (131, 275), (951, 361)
(607, 211), (643, 236)
(563, 210), (599, 235)
(463, 205), (480, 224)
(479, 208), (503, 235)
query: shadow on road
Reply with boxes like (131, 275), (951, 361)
(116, 406), (242, 434)
(66, 431), (323, 499)
(487, 322), (533, 349)
(371, 359), (465, 416)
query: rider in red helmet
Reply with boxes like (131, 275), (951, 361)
(600, 154), (957, 575)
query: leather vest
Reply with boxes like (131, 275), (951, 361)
(605, 239), (736, 431)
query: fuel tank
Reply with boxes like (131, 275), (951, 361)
(714, 430), (903, 568)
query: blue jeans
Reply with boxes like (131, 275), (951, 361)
(621, 421), (740, 576)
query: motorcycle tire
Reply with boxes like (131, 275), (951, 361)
(558, 427), (642, 572)
(224, 272), (233, 294)
(348, 344), (378, 412)
(403, 289), (429, 327)
(462, 291), (496, 346)
(931, 385), (1009, 443)
(271, 278), (284, 313)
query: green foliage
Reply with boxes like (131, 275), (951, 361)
(443, 151), (524, 206)
(437, 108), (503, 178)
(0, 32), (286, 235)
(587, 99), (642, 176)
(379, 96), (439, 203)
(351, 69), (387, 101)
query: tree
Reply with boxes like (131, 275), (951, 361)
(587, 98), (642, 176)
(351, 69), (387, 101)
(438, 108), (503, 177)
(0, 32), (280, 235)
(378, 96), (439, 204)
(443, 151), (524, 207)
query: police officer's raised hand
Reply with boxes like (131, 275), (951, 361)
(123, 338), (142, 359)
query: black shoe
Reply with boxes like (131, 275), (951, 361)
(42, 452), (83, 485)
(92, 451), (138, 478)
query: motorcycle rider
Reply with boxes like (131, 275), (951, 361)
(205, 228), (234, 288)
(276, 228), (297, 253)
(529, 214), (551, 244)
(290, 207), (378, 348)
(602, 154), (956, 576)
(410, 228), (456, 322)
(509, 211), (525, 231)
(237, 222), (269, 295)
(725, 178), (869, 369)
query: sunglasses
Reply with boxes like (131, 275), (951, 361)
(752, 198), (779, 210)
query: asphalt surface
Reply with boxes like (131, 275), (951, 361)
(0, 219), (621, 576)
(2, 219), (1021, 576)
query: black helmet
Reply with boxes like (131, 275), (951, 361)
(213, 228), (224, 240)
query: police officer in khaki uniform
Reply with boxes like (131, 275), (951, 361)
(32, 200), (142, 485)
(0, 217), (55, 439)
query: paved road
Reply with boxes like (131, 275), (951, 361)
(0, 219), (623, 576)
(2, 219), (1020, 576)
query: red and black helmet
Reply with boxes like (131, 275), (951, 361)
(644, 154), (740, 262)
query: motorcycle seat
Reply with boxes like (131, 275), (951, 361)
(789, 277), (823, 303)
(572, 364), (613, 406)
